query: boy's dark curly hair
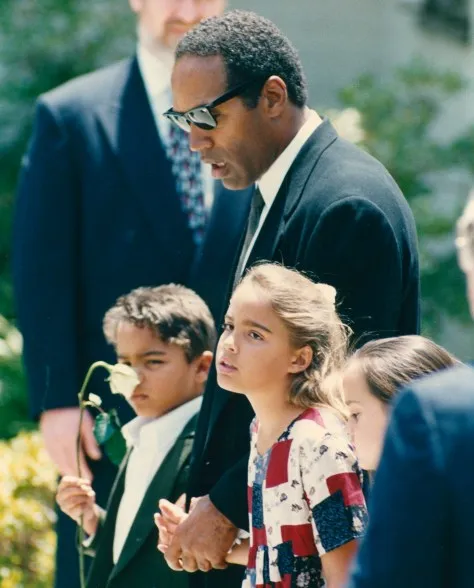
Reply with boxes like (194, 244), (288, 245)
(175, 10), (308, 109)
(103, 284), (216, 362)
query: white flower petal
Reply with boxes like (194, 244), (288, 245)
(88, 393), (102, 407)
(108, 364), (140, 400)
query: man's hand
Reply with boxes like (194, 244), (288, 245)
(163, 495), (238, 573)
(40, 407), (101, 480)
(56, 475), (100, 536)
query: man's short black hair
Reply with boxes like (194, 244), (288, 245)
(103, 284), (216, 362)
(175, 10), (308, 109)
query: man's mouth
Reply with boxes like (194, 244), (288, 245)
(210, 162), (227, 179)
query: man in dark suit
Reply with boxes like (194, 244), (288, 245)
(11, 2), (251, 587)
(347, 195), (474, 588)
(158, 10), (420, 587)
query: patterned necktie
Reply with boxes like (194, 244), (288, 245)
(233, 186), (265, 288)
(166, 123), (206, 247)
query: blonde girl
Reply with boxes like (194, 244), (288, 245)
(216, 263), (367, 588)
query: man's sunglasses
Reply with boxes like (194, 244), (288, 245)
(163, 79), (262, 133)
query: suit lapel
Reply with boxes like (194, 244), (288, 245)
(205, 120), (340, 440)
(96, 57), (194, 267)
(109, 415), (197, 580)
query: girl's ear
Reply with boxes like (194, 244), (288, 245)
(288, 345), (313, 374)
(195, 351), (214, 384)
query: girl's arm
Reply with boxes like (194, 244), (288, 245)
(321, 540), (359, 588)
(225, 538), (249, 566)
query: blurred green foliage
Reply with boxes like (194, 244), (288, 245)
(0, 431), (57, 587)
(339, 58), (474, 341)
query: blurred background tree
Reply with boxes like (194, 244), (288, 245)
(338, 59), (474, 346)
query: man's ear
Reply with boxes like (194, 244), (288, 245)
(288, 345), (313, 374)
(261, 76), (288, 119)
(195, 351), (214, 384)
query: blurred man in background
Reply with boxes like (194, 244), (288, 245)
(12, 1), (250, 587)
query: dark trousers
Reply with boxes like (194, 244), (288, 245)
(54, 456), (118, 588)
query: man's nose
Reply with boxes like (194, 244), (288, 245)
(188, 124), (213, 153)
(173, 0), (200, 23)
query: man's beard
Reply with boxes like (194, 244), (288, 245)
(137, 22), (179, 56)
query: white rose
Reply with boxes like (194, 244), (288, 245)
(107, 363), (140, 400)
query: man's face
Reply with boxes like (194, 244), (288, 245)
(171, 55), (276, 190)
(129, 0), (225, 50)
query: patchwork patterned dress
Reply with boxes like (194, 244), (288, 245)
(242, 407), (368, 588)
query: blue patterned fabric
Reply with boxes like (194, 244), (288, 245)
(166, 124), (206, 246)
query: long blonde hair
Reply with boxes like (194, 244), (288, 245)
(239, 263), (350, 416)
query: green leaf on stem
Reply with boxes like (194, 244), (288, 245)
(93, 409), (126, 465)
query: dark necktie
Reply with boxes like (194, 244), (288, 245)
(166, 124), (206, 247)
(233, 186), (265, 289)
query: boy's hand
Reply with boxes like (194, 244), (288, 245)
(155, 499), (188, 555)
(56, 475), (99, 536)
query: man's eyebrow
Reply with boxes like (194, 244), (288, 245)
(242, 319), (272, 334)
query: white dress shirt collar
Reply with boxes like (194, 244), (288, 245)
(121, 395), (203, 450)
(257, 109), (322, 207)
(136, 42), (174, 99)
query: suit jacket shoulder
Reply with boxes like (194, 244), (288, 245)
(40, 57), (134, 114)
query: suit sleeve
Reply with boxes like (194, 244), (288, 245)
(347, 388), (446, 588)
(13, 99), (81, 418)
(304, 197), (406, 344)
(209, 452), (250, 531)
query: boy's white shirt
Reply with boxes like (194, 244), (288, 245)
(87, 396), (202, 563)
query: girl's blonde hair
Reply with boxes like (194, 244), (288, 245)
(239, 263), (350, 416)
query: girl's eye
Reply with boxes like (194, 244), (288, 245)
(350, 413), (360, 423)
(249, 331), (263, 341)
(222, 322), (233, 332)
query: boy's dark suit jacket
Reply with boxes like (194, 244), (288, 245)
(348, 364), (474, 588)
(12, 56), (250, 587)
(85, 413), (197, 588)
(190, 119), (420, 587)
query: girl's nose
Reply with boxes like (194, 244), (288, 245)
(223, 332), (237, 353)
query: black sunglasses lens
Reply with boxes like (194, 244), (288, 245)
(188, 107), (216, 130)
(167, 113), (191, 132)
